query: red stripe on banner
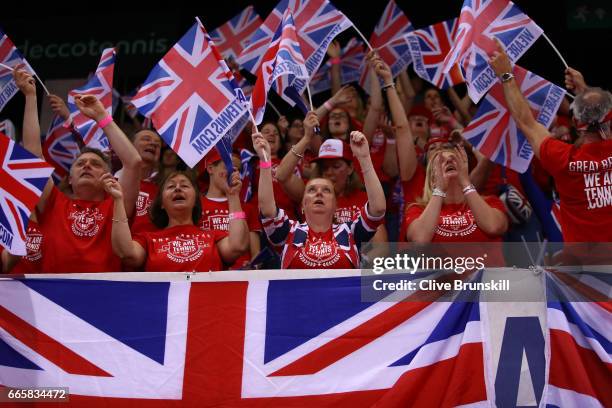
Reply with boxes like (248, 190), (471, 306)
(7, 161), (52, 170)
(551, 271), (611, 305)
(171, 109), (189, 153)
(373, 342), (488, 408)
(0, 305), (111, 377)
(549, 329), (612, 407)
(269, 273), (466, 376)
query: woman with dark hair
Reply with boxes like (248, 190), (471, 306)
(103, 170), (249, 272)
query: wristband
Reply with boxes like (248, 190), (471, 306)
(324, 100), (334, 111)
(260, 160), (272, 169)
(432, 188), (447, 198)
(386, 138), (396, 145)
(462, 184), (477, 196)
(97, 115), (113, 129)
(330, 57), (341, 65)
(229, 211), (246, 221)
(290, 146), (304, 159)
(382, 83), (395, 91)
(112, 218), (128, 223)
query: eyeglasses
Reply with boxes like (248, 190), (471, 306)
(329, 113), (349, 121)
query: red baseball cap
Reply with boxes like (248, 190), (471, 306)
(313, 139), (353, 164)
(408, 104), (434, 123)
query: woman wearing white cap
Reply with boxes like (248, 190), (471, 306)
(254, 123), (386, 269)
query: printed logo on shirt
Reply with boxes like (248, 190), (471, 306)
(335, 205), (361, 224)
(436, 210), (477, 237)
(158, 234), (210, 263)
(570, 156), (612, 210)
(69, 208), (105, 237)
(371, 130), (385, 153)
(24, 227), (43, 262)
(136, 191), (152, 217)
(200, 210), (229, 231)
(298, 236), (341, 267)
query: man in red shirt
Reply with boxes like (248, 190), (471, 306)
(489, 40), (612, 242)
(15, 67), (142, 272)
(200, 149), (261, 269)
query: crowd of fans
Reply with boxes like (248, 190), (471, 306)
(1, 40), (611, 273)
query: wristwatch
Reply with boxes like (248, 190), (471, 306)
(500, 72), (515, 83)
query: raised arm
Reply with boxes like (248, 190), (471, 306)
(73, 95), (142, 216)
(362, 63), (384, 142)
(372, 55), (417, 181)
(13, 68), (53, 214)
(254, 132), (276, 218)
(327, 41), (342, 96)
(397, 69), (416, 114)
(489, 40), (549, 158)
(276, 112), (320, 200)
(447, 87), (473, 125)
(217, 171), (250, 263)
(406, 155), (445, 243)
(101, 173), (146, 268)
(350, 131), (385, 217)
(315, 85), (353, 120)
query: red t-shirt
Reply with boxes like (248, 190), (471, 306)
(39, 187), (121, 273)
(133, 225), (227, 272)
(287, 228), (356, 269)
(10, 221), (43, 274)
(199, 196), (260, 269)
(479, 164), (525, 196)
(539, 137), (612, 242)
(335, 190), (368, 223)
(403, 196), (507, 243)
(370, 129), (390, 183)
(131, 179), (159, 234)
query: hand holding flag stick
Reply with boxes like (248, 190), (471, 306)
(2, 62), (51, 96)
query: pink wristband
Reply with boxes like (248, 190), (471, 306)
(330, 57), (341, 65)
(229, 211), (246, 221)
(260, 161), (272, 169)
(324, 100), (334, 111)
(97, 115), (113, 129)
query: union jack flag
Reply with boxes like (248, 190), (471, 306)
(0, 272), (491, 406)
(251, 12), (309, 124)
(359, 0), (413, 92)
(238, 0), (351, 89)
(210, 5), (262, 60)
(0, 27), (35, 112)
(67, 48), (116, 150)
(131, 19), (249, 169)
(462, 66), (565, 173)
(310, 38), (364, 95)
(0, 119), (15, 140)
(441, 0), (543, 103)
(120, 87), (140, 119)
(42, 115), (81, 182)
(0, 133), (54, 255)
(405, 19), (465, 89)
(239, 148), (256, 202)
(543, 270), (612, 407)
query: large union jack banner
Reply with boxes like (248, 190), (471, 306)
(0, 133), (53, 255)
(359, 0), (413, 92)
(310, 38), (364, 95)
(441, 0), (543, 103)
(405, 18), (465, 90)
(462, 66), (565, 173)
(0, 271), (491, 406)
(66, 48), (116, 151)
(251, 12), (309, 124)
(210, 5), (262, 61)
(238, 0), (351, 90)
(42, 115), (81, 182)
(131, 19), (249, 169)
(543, 270), (612, 408)
(0, 27), (35, 112)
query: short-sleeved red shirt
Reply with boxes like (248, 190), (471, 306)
(130, 179), (159, 234)
(39, 187), (121, 273)
(287, 228), (356, 269)
(403, 196), (507, 243)
(10, 221), (43, 274)
(199, 196), (260, 269)
(539, 137), (612, 242)
(133, 225), (227, 272)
